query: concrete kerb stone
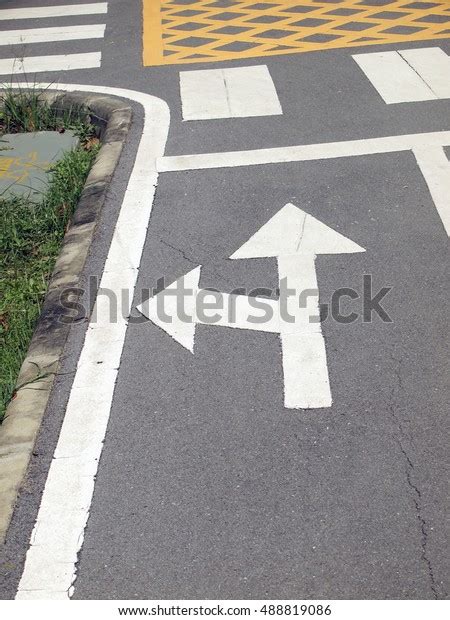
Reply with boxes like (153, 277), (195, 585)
(0, 91), (132, 542)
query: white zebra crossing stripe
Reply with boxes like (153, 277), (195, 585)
(0, 24), (105, 46)
(0, 3), (108, 20)
(0, 52), (102, 75)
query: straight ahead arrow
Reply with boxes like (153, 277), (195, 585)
(230, 203), (365, 409)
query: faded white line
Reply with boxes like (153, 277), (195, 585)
(0, 3), (108, 20)
(414, 145), (450, 235)
(10, 83), (170, 599)
(0, 24), (105, 45)
(0, 53), (102, 75)
(352, 50), (436, 104)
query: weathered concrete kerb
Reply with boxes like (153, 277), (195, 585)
(0, 91), (132, 542)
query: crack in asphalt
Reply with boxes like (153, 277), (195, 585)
(159, 237), (198, 265)
(389, 353), (439, 599)
(295, 212), (307, 253)
(398, 52), (440, 100)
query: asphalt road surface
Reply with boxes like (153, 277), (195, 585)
(0, 0), (449, 601)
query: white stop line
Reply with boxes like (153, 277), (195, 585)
(158, 130), (450, 236)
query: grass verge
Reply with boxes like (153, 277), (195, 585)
(0, 82), (96, 143)
(0, 87), (100, 422)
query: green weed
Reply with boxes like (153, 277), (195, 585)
(0, 88), (99, 422)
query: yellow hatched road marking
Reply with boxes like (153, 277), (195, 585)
(143, 0), (450, 66)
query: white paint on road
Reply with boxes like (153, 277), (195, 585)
(352, 50), (436, 104)
(180, 69), (230, 121)
(353, 47), (450, 104)
(137, 267), (281, 350)
(11, 84), (170, 599)
(0, 3), (108, 20)
(139, 267), (201, 352)
(0, 53), (102, 75)
(232, 204), (364, 409)
(413, 146), (450, 235)
(230, 202), (364, 259)
(158, 131), (450, 236)
(0, 24), (105, 45)
(277, 255), (330, 408)
(180, 65), (282, 121)
(139, 204), (365, 410)
(281, 332), (331, 409)
(399, 47), (450, 100)
(157, 130), (450, 172)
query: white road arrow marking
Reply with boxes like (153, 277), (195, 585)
(137, 266), (281, 351)
(231, 203), (364, 409)
(138, 204), (365, 410)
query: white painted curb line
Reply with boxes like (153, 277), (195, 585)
(8, 83), (170, 600)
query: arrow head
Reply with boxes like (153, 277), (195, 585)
(136, 266), (201, 352)
(230, 203), (365, 259)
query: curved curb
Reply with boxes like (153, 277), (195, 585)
(0, 91), (132, 543)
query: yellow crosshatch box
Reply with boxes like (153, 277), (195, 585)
(142, 0), (450, 66)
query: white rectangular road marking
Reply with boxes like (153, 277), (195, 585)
(224, 65), (282, 117)
(0, 52), (102, 75)
(413, 146), (450, 235)
(0, 3), (108, 20)
(399, 47), (450, 100)
(352, 50), (436, 104)
(180, 64), (282, 121)
(0, 24), (105, 46)
(180, 68), (229, 120)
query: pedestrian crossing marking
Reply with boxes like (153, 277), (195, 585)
(0, 3), (107, 20)
(0, 3), (108, 75)
(143, 0), (450, 66)
(0, 53), (102, 76)
(0, 24), (106, 46)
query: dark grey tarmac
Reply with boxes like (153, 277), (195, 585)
(0, 0), (449, 600)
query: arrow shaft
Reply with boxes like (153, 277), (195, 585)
(277, 255), (332, 409)
(277, 254), (321, 334)
(194, 292), (280, 333)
